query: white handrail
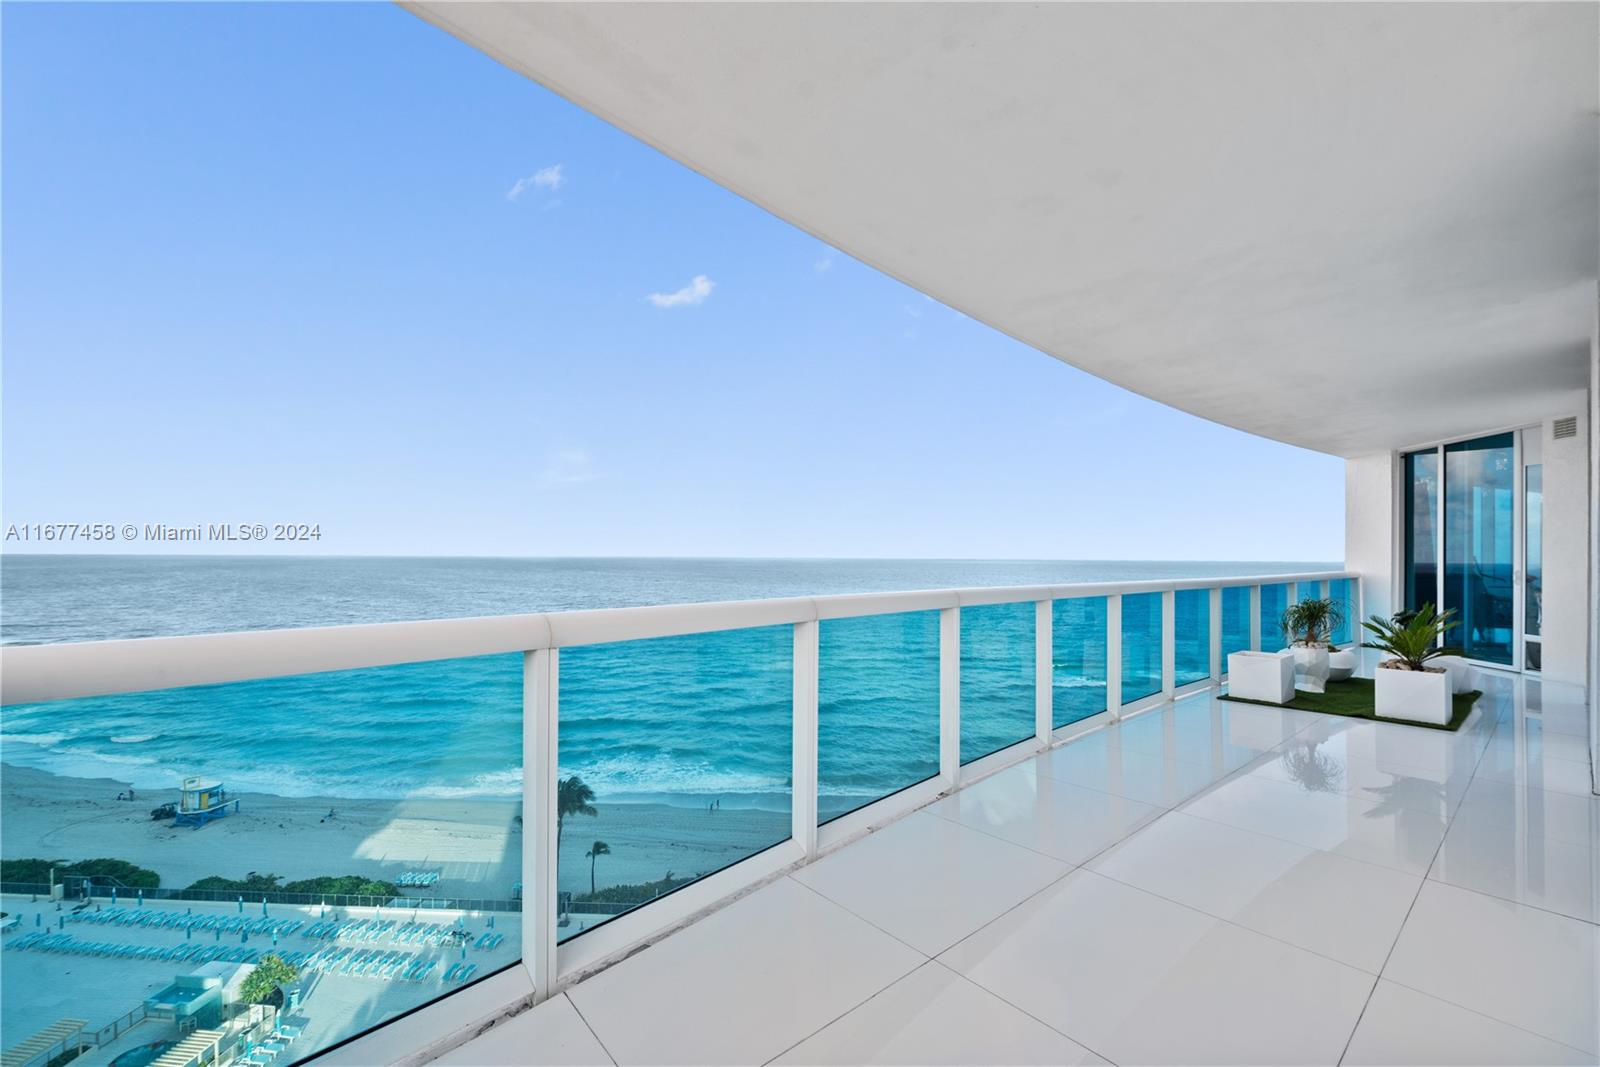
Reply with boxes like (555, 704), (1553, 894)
(0, 571), (1353, 705)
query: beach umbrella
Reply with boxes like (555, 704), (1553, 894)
(138, 889), (144, 906)
(111, 888), (117, 904)
(272, 931), (278, 947)
(261, 898), (268, 917)
(237, 895), (244, 913)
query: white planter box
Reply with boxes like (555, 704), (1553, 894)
(1374, 666), (1452, 725)
(1432, 655), (1478, 695)
(1290, 644), (1330, 693)
(1228, 650), (1296, 705)
(1327, 648), (1357, 682)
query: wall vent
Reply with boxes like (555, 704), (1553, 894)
(1552, 416), (1578, 440)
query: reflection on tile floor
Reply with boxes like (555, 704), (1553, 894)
(440, 674), (1597, 1066)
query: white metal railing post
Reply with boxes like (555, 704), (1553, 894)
(1034, 600), (1052, 746)
(1249, 586), (1262, 651)
(792, 621), (819, 859)
(940, 607), (961, 786)
(1208, 587), (1223, 680)
(1287, 581), (1298, 607)
(524, 648), (559, 1000)
(1105, 594), (1122, 719)
(1160, 590), (1176, 698)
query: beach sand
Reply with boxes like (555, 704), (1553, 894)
(1, 764), (791, 899)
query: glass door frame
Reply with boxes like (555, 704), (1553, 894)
(1399, 428), (1528, 673)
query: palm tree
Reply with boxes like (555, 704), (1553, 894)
(585, 841), (610, 897)
(557, 776), (596, 859)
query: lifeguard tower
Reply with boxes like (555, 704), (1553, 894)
(174, 776), (238, 828)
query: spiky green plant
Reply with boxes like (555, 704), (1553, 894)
(1281, 598), (1344, 648)
(1360, 603), (1461, 671)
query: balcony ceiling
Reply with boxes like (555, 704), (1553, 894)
(407, 2), (1599, 457)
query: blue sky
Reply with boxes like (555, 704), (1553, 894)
(1, 3), (1344, 561)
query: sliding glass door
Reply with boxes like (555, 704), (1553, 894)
(1402, 431), (1524, 669)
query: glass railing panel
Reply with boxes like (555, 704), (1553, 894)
(1259, 582), (1289, 651)
(1051, 596), (1107, 728)
(0, 656), (523, 1058)
(1298, 581), (1322, 603)
(557, 626), (792, 943)
(959, 602), (1036, 763)
(818, 611), (941, 823)
(1221, 586), (1251, 672)
(1328, 578), (1354, 646)
(1120, 592), (1162, 704)
(1174, 588), (1210, 687)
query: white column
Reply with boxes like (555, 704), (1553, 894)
(940, 607), (960, 787)
(1208, 587), (1223, 680)
(1105, 595), (1122, 718)
(1161, 589), (1176, 698)
(1035, 600), (1052, 746)
(524, 648), (558, 1000)
(791, 621), (819, 859)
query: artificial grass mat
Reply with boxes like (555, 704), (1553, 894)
(1220, 677), (1482, 732)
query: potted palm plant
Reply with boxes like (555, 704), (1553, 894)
(1359, 603), (1461, 724)
(1280, 598), (1344, 693)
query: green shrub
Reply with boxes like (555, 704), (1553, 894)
(240, 954), (299, 1004)
(185, 872), (399, 897)
(574, 872), (697, 906)
(1, 858), (160, 888)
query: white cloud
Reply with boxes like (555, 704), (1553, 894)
(814, 253), (834, 273)
(540, 447), (599, 486)
(647, 274), (715, 308)
(507, 164), (565, 202)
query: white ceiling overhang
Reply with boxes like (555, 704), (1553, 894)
(406, 2), (1599, 457)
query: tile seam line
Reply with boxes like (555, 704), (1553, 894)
(559, 992), (620, 1067)
(1335, 694), (1500, 1066)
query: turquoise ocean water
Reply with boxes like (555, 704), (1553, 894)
(0, 557), (1336, 811)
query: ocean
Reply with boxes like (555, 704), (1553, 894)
(0, 556), (1335, 811)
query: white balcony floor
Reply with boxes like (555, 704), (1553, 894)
(436, 673), (1598, 1066)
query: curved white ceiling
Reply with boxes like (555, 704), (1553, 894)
(407, 2), (1599, 456)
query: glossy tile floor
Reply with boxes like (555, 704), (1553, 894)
(437, 674), (1598, 1066)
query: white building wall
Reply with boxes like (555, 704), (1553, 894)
(1590, 289), (1598, 792)
(1344, 452), (1399, 674)
(1538, 401), (1591, 688)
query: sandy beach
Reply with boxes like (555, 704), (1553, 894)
(1, 763), (792, 899)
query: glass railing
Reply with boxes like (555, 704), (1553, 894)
(818, 610), (941, 823)
(1173, 589), (1210, 687)
(1051, 596), (1107, 727)
(1328, 577), (1354, 646)
(1259, 582), (1289, 651)
(556, 627), (792, 943)
(959, 601), (1035, 764)
(1221, 585), (1252, 671)
(1120, 592), (1162, 704)
(0, 570), (1353, 1063)
(0, 655), (523, 1064)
